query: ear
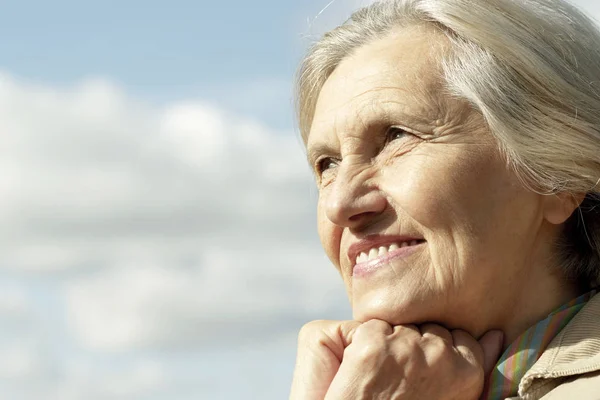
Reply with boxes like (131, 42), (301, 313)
(543, 192), (586, 225)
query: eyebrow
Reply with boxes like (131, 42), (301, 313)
(304, 99), (434, 167)
(306, 142), (337, 167)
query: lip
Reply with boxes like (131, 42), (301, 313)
(347, 235), (426, 277)
(352, 243), (425, 277)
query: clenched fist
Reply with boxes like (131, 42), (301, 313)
(289, 320), (503, 400)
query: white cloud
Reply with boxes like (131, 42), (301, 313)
(0, 283), (58, 400)
(158, 102), (227, 167)
(0, 339), (48, 380)
(0, 71), (348, 363)
(64, 244), (345, 351)
(0, 283), (31, 317)
(0, 294), (43, 383)
(57, 358), (169, 400)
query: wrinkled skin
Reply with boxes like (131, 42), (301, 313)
(291, 24), (582, 400)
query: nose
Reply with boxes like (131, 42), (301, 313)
(324, 163), (388, 230)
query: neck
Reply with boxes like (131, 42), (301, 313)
(490, 221), (584, 348)
(499, 275), (580, 348)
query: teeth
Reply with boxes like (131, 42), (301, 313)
(355, 241), (423, 264)
(368, 248), (379, 261)
(357, 252), (368, 264)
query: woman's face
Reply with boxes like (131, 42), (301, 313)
(308, 26), (560, 336)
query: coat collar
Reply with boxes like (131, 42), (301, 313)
(519, 293), (600, 398)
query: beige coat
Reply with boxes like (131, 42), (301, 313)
(506, 293), (600, 399)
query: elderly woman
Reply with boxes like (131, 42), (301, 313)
(289, 0), (600, 399)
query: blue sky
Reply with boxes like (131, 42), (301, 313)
(0, 1), (301, 82)
(0, 0), (342, 130)
(2, 1), (600, 399)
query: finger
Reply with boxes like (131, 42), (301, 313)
(325, 320), (394, 399)
(391, 323), (421, 337)
(290, 320), (362, 400)
(329, 320), (363, 358)
(298, 320), (362, 360)
(452, 329), (484, 368)
(478, 330), (504, 377)
(421, 323), (453, 344)
(336, 320), (364, 348)
(352, 319), (393, 343)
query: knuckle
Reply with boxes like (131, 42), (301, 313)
(428, 332), (450, 348)
(410, 335), (452, 367)
(353, 319), (393, 340)
(391, 324), (420, 339)
(360, 319), (391, 332)
(404, 339), (424, 358)
(422, 332), (441, 347)
(297, 320), (327, 341)
(430, 340), (454, 361)
(348, 339), (385, 362)
(389, 336), (420, 360)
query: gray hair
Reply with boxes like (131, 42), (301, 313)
(295, 0), (600, 287)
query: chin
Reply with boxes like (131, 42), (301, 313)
(351, 289), (436, 326)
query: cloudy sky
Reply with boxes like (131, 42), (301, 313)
(2, 1), (600, 399)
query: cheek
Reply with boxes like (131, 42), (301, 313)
(382, 144), (516, 229)
(381, 144), (538, 270)
(379, 144), (532, 275)
(317, 197), (343, 270)
(380, 151), (460, 229)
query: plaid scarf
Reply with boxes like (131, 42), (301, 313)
(482, 289), (598, 400)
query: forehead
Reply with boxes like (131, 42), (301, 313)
(308, 25), (451, 145)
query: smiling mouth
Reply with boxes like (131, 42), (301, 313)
(352, 239), (426, 276)
(354, 239), (426, 265)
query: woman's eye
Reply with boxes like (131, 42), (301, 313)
(386, 127), (409, 143)
(317, 157), (339, 174)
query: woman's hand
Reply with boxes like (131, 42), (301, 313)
(289, 320), (503, 400)
(289, 320), (362, 400)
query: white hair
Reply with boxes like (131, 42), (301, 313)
(296, 0), (600, 287)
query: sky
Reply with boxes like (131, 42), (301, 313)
(2, 1), (600, 399)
